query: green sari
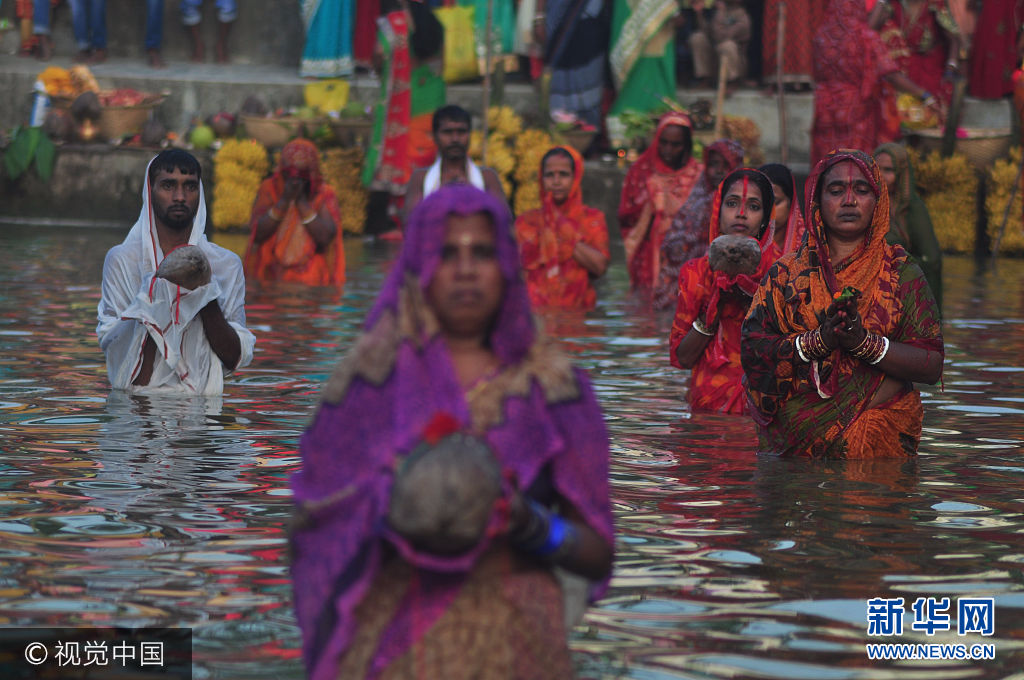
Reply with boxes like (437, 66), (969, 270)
(609, 0), (678, 115)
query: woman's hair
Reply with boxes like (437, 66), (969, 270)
(541, 147), (575, 175)
(718, 168), (775, 239)
(757, 163), (794, 203)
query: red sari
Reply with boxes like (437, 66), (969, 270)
(515, 146), (609, 310)
(245, 140), (346, 286)
(811, 0), (900, 166)
(618, 112), (704, 291)
(668, 170), (777, 415)
(969, 0), (1024, 98)
(763, 0), (825, 85)
(885, 1), (957, 104)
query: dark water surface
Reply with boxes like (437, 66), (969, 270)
(1, 224), (1022, 679)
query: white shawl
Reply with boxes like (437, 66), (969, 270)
(96, 158), (255, 395)
(422, 157), (486, 197)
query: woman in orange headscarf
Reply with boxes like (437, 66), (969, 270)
(246, 139), (345, 286)
(742, 150), (944, 458)
(669, 168), (778, 415)
(515, 146), (609, 310)
(618, 111), (704, 292)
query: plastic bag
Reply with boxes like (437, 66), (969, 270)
(436, 6), (479, 84)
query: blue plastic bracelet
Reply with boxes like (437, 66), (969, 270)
(534, 513), (568, 557)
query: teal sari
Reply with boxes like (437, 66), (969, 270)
(301, 0), (355, 78)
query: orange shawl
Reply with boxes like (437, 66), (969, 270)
(245, 139), (345, 286)
(515, 146), (609, 309)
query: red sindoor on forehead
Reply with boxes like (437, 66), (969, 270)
(738, 175), (749, 216)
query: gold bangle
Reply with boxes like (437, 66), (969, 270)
(301, 211), (317, 225)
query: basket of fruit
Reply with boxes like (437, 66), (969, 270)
(53, 88), (167, 141)
(242, 107), (326, 149)
(908, 127), (1012, 171)
(330, 103), (374, 148)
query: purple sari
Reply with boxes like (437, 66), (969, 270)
(290, 185), (614, 680)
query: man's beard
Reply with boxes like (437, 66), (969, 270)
(159, 205), (195, 231)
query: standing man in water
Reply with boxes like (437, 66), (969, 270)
(404, 105), (506, 219)
(96, 149), (255, 395)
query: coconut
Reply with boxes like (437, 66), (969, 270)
(43, 109), (74, 141)
(70, 91), (102, 122)
(387, 433), (502, 555)
(156, 246), (211, 290)
(708, 234), (762, 278)
(140, 118), (167, 147)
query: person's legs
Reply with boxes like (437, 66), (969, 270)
(688, 30), (713, 85)
(214, 0), (236, 63)
(145, 0), (166, 67)
(718, 40), (743, 82)
(90, 0), (108, 62)
(32, 0), (53, 60)
(70, 0), (91, 59)
(180, 0), (204, 61)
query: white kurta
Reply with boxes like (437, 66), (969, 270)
(97, 159), (255, 395)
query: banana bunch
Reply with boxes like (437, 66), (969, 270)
(912, 148), (978, 254)
(213, 139), (270, 230)
(985, 146), (1024, 254)
(512, 128), (555, 214)
(322, 147), (368, 235)
(487, 106), (523, 137)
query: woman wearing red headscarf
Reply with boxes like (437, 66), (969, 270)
(758, 162), (807, 262)
(742, 150), (943, 458)
(515, 146), (610, 310)
(669, 168), (778, 414)
(618, 111), (704, 292)
(246, 139), (345, 286)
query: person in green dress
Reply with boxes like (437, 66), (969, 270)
(874, 142), (943, 314)
(609, 0), (680, 116)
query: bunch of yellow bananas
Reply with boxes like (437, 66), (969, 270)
(985, 146), (1024, 254)
(912, 148), (978, 254)
(322, 147), (368, 235)
(212, 139), (270, 230)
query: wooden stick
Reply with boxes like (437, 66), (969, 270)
(481, 0), (494, 161)
(991, 151), (1024, 265)
(712, 52), (729, 139)
(776, 2), (788, 164)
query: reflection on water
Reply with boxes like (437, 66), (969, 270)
(1, 224), (1022, 679)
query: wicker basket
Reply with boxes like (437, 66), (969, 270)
(909, 127), (1012, 171)
(558, 129), (597, 154)
(51, 91), (166, 142)
(241, 114), (325, 149)
(330, 117), (374, 148)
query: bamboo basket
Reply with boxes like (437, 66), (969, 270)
(330, 117), (374, 148)
(558, 129), (597, 154)
(51, 91), (166, 141)
(241, 114), (325, 149)
(909, 128), (1012, 171)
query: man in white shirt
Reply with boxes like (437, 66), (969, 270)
(404, 105), (507, 219)
(97, 150), (255, 395)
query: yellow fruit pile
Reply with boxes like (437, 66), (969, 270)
(487, 106), (523, 137)
(512, 128), (554, 215)
(721, 115), (764, 166)
(213, 139), (269, 231)
(471, 107), (558, 216)
(985, 146), (1024, 254)
(911, 148), (978, 254)
(323, 147), (368, 235)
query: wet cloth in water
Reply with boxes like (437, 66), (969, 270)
(289, 185), (614, 680)
(96, 158), (255, 396)
(742, 150), (944, 458)
(515, 145), (610, 309)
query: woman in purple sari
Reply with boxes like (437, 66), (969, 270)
(290, 184), (614, 680)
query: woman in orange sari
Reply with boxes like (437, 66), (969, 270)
(246, 139), (345, 286)
(515, 146), (610, 310)
(669, 168), (777, 414)
(742, 150), (944, 458)
(618, 111), (704, 293)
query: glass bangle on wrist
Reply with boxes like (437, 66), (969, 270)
(692, 316), (714, 336)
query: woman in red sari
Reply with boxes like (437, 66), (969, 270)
(618, 111), (704, 293)
(669, 168), (777, 415)
(515, 146), (610, 310)
(872, 0), (961, 105)
(762, 0), (825, 89)
(742, 150), (943, 458)
(968, 0), (1024, 99)
(246, 139), (346, 286)
(811, 0), (939, 166)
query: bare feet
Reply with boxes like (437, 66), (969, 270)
(215, 40), (229, 64)
(147, 48), (166, 68)
(89, 48), (107, 64)
(189, 25), (204, 63)
(73, 49), (92, 64)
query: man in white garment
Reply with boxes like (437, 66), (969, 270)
(404, 105), (506, 219)
(97, 150), (255, 395)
